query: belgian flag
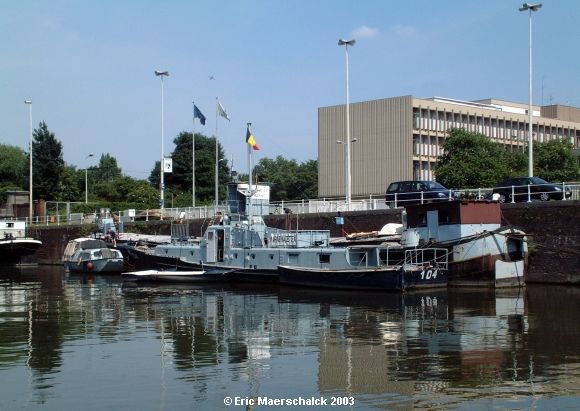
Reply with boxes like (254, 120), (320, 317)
(246, 125), (260, 150)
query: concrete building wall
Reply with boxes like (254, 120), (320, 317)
(318, 96), (413, 198)
(541, 105), (580, 123)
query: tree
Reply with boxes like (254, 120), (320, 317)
(295, 160), (318, 200)
(58, 165), (81, 202)
(436, 128), (580, 189)
(0, 143), (27, 203)
(93, 153), (122, 182)
(32, 121), (65, 201)
(0, 143), (27, 188)
(533, 139), (580, 182)
(253, 156), (318, 201)
(90, 174), (158, 209)
(116, 176), (159, 209)
(435, 128), (520, 188)
(149, 132), (230, 204)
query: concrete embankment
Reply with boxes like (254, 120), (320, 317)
(28, 201), (580, 285)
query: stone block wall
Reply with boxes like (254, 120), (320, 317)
(500, 201), (580, 284)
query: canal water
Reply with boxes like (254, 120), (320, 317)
(0, 266), (578, 411)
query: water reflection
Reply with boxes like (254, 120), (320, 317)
(0, 266), (578, 410)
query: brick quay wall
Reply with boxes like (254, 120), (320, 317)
(30, 201), (580, 285)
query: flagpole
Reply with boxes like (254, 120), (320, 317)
(192, 101), (196, 209)
(215, 97), (219, 215)
(247, 123), (253, 226)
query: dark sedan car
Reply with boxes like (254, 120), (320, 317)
(385, 180), (457, 207)
(492, 177), (572, 203)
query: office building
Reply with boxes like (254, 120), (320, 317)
(318, 95), (580, 198)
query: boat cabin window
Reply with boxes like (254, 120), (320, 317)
(318, 254), (331, 264)
(348, 250), (368, 267)
(379, 249), (405, 266)
(438, 211), (450, 224)
(288, 253), (299, 265)
(415, 212), (428, 227)
(412, 210), (450, 227)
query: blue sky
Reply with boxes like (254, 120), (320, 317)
(1, 0), (579, 179)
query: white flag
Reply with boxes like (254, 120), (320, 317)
(217, 101), (230, 121)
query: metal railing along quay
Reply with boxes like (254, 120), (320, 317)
(10, 182), (580, 227)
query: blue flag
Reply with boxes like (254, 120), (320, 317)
(193, 105), (206, 125)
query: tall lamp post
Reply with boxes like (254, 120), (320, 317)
(24, 100), (32, 223)
(338, 39), (355, 210)
(85, 153), (94, 203)
(155, 70), (169, 213)
(519, 2), (542, 177)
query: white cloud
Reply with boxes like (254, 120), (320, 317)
(351, 25), (379, 39)
(391, 24), (417, 37)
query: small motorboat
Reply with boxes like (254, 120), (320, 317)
(121, 268), (234, 283)
(63, 238), (125, 273)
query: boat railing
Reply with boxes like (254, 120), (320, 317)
(403, 248), (449, 270)
(265, 228), (331, 248)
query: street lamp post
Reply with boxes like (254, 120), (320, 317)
(85, 153), (94, 203)
(338, 39), (355, 210)
(24, 100), (32, 223)
(155, 70), (169, 214)
(519, 2), (542, 178)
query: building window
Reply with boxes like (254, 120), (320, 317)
(413, 135), (421, 155)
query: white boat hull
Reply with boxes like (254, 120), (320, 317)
(122, 269), (233, 283)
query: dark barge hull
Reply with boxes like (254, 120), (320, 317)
(278, 265), (447, 292)
(119, 245), (200, 271)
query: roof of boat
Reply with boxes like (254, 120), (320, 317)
(68, 237), (109, 249)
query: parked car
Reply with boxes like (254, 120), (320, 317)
(385, 180), (457, 207)
(492, 177), (572, 203)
